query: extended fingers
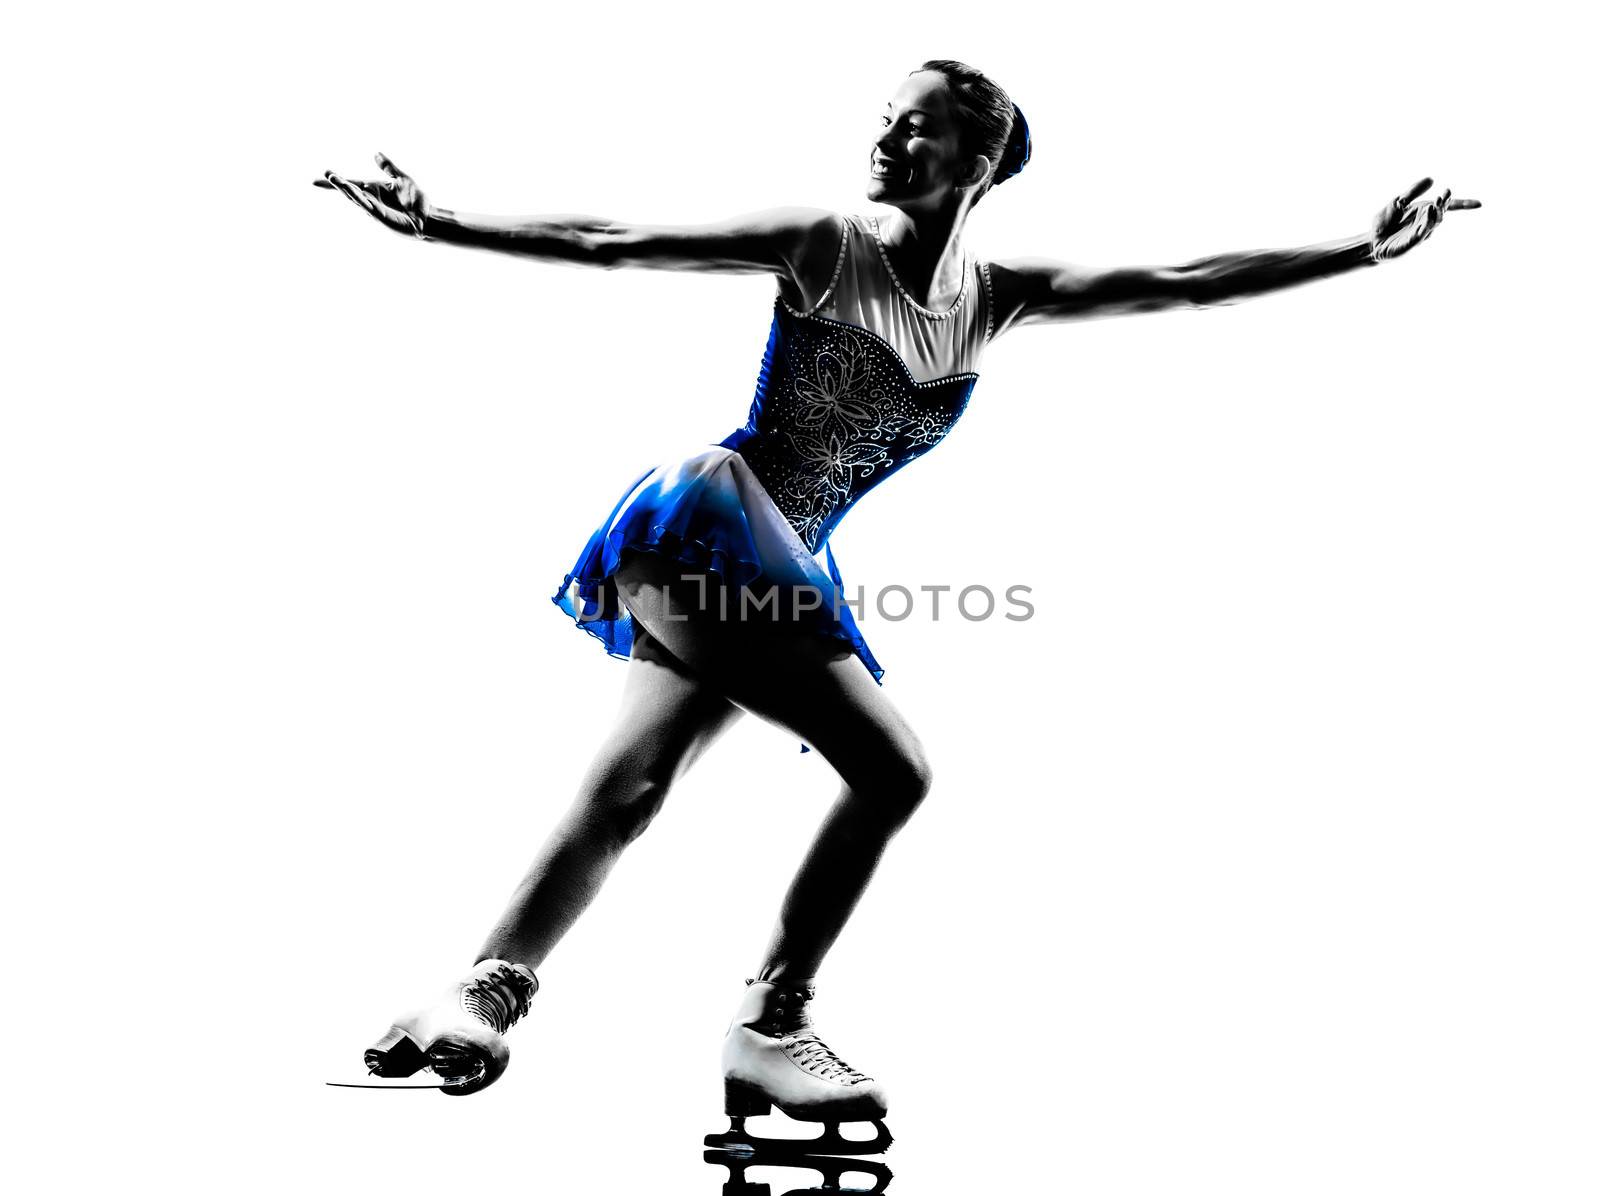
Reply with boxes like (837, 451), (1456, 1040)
(325, 172), (381, 216)
(376, 152), (411, 182)
(323, 170), (392, 195)
(1398, 176), (1434, 207)
(1426, 187), (1472, 230)
(1384, 179), (1482, 240)
(323, 170), (357, 200)
(1428, 189), (1451, 228)
(323, 170), (357, 198)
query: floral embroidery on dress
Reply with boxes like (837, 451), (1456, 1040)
(789, 330), (898, 444)
(724, 305), (979, 553)
(782, 429), (892, 495)
(881, 411), (956, 449)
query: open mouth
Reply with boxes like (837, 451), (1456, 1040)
(871, 158), (911, 184)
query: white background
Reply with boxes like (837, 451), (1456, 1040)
(6, 2), (1596, 1193)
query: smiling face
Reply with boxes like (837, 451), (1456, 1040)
(868, 71), (988, 211)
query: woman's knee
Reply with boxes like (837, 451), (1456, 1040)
(896, 750), (936, 813)
(574, 757), (673, 846)
(853, 747), (934, 828)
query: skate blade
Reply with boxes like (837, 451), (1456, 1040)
(325, 1074), (453, 1090)
(705, 1117), (893, 1158)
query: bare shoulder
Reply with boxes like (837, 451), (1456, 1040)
(980, 257), (1055, 339)
(772, 208), (848, 312)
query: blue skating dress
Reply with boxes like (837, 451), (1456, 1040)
(553, 212), (996, 693)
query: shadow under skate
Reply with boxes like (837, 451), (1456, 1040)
(704, 1148), (892, 1195)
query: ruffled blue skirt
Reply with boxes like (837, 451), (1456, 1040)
(551, 445), (885, 688)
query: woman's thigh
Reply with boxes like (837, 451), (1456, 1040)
(591, 620), (746, 790)
(615, 551), (929, 793)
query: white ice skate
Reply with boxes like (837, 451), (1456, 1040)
(334, 959), (538, 1096)
(705, 978), (892, 1157)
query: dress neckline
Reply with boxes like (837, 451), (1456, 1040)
(865, 214), (970, 321)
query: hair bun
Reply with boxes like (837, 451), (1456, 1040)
(993, 102), (1031, 186)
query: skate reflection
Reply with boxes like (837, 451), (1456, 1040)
(703, 1148), (892, 1194)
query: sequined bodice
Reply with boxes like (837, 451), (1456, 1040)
(718, 213), (991, 553)
(720, 303), (978, 551)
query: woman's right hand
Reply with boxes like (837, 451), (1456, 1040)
(315, 153), (430, 238)
(1367, 176), (1481, 263)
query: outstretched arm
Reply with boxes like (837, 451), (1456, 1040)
(315, 153), (842, 282)
(987, 177), (1481, 335)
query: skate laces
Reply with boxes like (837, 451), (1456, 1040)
(757, 981), (869, 1084)
(460, 962), (536, 1034)
(783, 1031), (872, 1085)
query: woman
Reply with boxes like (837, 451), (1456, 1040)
(317, 59), (1478, 1143)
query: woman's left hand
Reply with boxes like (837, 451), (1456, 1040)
(314, 153), (431, 239)
(1370, 177), (1482, 262)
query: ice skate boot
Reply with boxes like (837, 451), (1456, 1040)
(362, 959), (538, 1095)
(705, 978), (892, 1158)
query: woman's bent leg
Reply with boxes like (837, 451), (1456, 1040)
(614, 553), (934, 983)
(476, 622), (743, 970)
(752, 754), (931, 983)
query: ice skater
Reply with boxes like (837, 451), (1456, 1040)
(317, 58), (1478, 1150)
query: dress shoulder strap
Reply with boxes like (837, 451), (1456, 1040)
(777, 213), (852, 319)
(780, 214), (992, 379)
(977, 258), (996, 346)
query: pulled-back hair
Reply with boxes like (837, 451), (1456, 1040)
(915, 59), (1030, 201)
